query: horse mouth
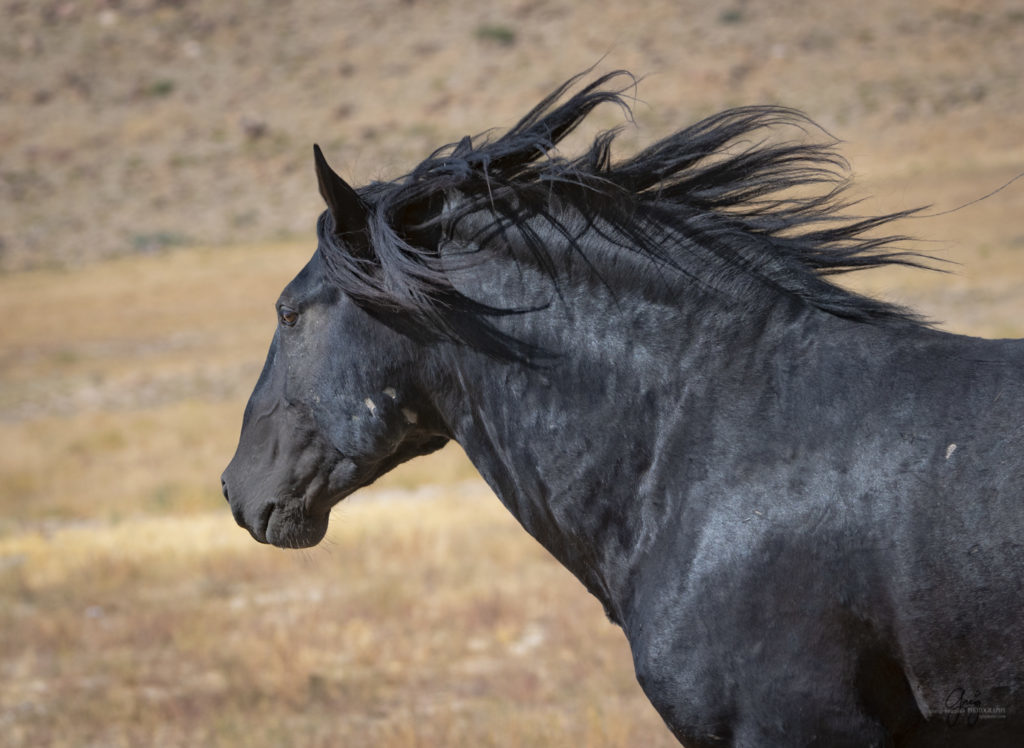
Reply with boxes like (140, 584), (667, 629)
(225, 458), (367, 549)
(253, 502), (330, 549)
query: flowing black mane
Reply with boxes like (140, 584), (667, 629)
(317, 70), (928, 359)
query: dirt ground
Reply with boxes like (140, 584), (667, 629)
(1, 1), (1023, 746)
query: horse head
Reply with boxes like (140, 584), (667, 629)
(220, 147), (449, 548)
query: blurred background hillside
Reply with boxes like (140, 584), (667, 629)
(3, 0), (1022, 269)
(1, 0), (1023, 745)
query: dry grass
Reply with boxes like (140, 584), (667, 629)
(0, 490), (674, 747)
(0, 241), (677, 746)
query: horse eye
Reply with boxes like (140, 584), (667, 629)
(278, 305), (299, 327)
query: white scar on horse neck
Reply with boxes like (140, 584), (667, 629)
(364, 397), (376, 414)
(383, 387), (397, 399)
(401, 408), (418, 424)
(945, 443), (957, 460)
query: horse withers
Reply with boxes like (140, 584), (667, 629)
(222, 72), (1024, 746)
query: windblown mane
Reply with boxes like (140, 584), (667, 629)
(318, 70), (929, 360)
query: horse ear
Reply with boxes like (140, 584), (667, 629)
(313, 144), (369, 245)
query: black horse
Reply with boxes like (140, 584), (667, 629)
(222, 72), (1023, 746)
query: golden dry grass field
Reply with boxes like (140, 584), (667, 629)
(0, 241), (678, 747)
(2, 1), (1023, 746)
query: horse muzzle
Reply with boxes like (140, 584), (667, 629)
(221, 474), (332, 549)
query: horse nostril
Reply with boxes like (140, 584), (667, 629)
(221, 476), (230, 502)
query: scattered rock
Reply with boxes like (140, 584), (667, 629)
(239, 115), (268, 140)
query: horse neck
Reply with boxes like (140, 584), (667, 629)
(430, 248), (820, 619)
